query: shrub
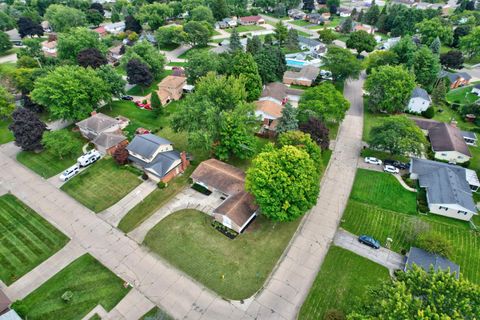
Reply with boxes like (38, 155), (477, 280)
(157, 181), (166, 189)
(422, 107), (435, 119)
(324, 309), (346, 320)
(416, 231), (453, 258)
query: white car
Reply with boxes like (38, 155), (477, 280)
(60, 164), (80, 182)
(77, 150), (101, 167)
(364, 157), (382, 165)
(384, 165), (400, 174)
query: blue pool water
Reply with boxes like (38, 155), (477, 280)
(286, 59), (306, 68)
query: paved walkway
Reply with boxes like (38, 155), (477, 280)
(98, 180), (158, 227)
(106, 288), (155, 320)
(334, 229), (406, 271)
(162, 44), (191, 63)
(357, 159), (416, 192)
(3, 241), (85, 300)
(0, 53), (17, 64)
(260, 15), (317, 38)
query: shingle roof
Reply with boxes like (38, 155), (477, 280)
(440, 70), (472, 82)
(405, 247), (460, 277)
(261, 83), (303, 102)
(297, 36), (321, 48)
(214, 191), (258, 228)
(92, 132), (126, 149)
(76, 113), (119, 138)
(461, 130), (477, 140)
(411, 87), (431, 101)
(158, 75), (186, 89)
(126, 134), (172, 159)
(255, 100), (283, 118)
(128, 150), (181, 178)
(284, 65), (320, 82)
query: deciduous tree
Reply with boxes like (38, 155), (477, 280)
(299, 82), (350, 122)
(8, 108), (47, 151)
(254, 45), (286, 83)
(126, 59), (153, 92)
(17, 17), (44, 38)
(188, 6), (215, 26)
(416, 17), (453, 46)
(86, 9), (104, 27)
(113, 145), (129, 165)
(274, 20), (288, 45)
(365, 50), (398, 74)
(125, 15), (142, 34)
(322, 46), (361, 81)
(299, 117), (330, 151)
(44, 4), (87, 32)
(0, 32), (12, 55)
(95, 65), (126, 100)
(346, 30), (377, 55)
(277, 130), (322, 170)
(136, 3), (173, 30)
(121, 41), (165, 78)
(416, 231), (453, 258)
(440, 50), (464, 69)
(57, 27), (106, 62)
(413, 46), (441, 92)
(42, 130), (82, 159)
(76, 47), (107, 68)
(317, 28), (337, 44)
(392, 35), (417, 69)
(155, 25), (185, 49)
(183, 21), (211, 47)
(0, 86), (15, 119)
(460, 26), (480, 58)
(185, 50), (219, 84)
(231, 52), (262, 101)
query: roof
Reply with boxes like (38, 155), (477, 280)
(191, 159), (245, 195)
(255, 100), (283, 118)
(405, 247), (460, 277)
(92, 132), (126, 149)
(239, 15), (263, 22)
(473, 83), (480, 89)
(0, 310), (22, 320)
(261, 83), (303, 102)
(298, 36), (321, 48)
(461, 130), (477, 140)
(158, 75), (186, 89)
(76, 113), (118, 138)
(109, 44), (123, 55)
(440, 70), (472, 82)
(284, 65), (320, 82)
(129, 150), (181, 178)
(126, 134), (172, 159)
(411, 87), (431, 101)
(214, 191), (258, 228)
(410, 158), (477, 213)
(413, 118), (470, 156)
(0, 290), (10, 314)
(41, 40), (57, 49)
(105, 21), (125, 29)
(94, 26), (106, 34)
(5, 29), (21, 41)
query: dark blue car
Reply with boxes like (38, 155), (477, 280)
(358, 235), (381, 249)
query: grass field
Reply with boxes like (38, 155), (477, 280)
(225, 25), (265, 33)
(0, 194), (68, 285)
(144, 209), (301, 299)
(446, 85), (480, 105)
(289, 20), (311, 27)
(61, 158), (142, 213)
(362, 110), (389, 142)
(141, 307), (173, 320)
(12, 254), (131, 320)
(126, 70), (173, 96)
(17, 129), (85, 178)
(299, 246), (390, 320)
(0, 119), (13, 144)
(468, 146), (480, 175)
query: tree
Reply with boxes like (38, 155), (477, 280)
(246, 36), (262, 55)
(31, 66), (109, 121)
(416, 17), (453, 46)
(126, 59), (153, 92)
(317, 28), (336, 44)
(231, 52), (262, 101)
(150, 91), (162, 109)
(365, 65), (415, 113)
(299, 82), (350, 123)
(209, 0), (230, 20)
(274, 21), (288, 45)
(189, 6), (215, 26)
(17, 17), (44, 38)
(90, 3), (105, 16)
(185, 51), (219, 84)
(286, 29), (299, 51)
(340, 17), (353, 34)
(429, 36), (441, 55)
(416, 231), (453, 258)
(17, 38), (42, 59)
(125, 15), (142, 34)
(229, 28), (242, 52)
(303, 0), (315, 12)
(0, 32), (12, 55)
(246, 145), (319, 221)
(0, 11), (16, 31)
(42, 130), (82, 159)
(369, 116), (427, 156)
(8, 108), (47, 151)
(264, 34), (274, 45)
(121, 41), (165, 78)
(326, 0), (340, 13)
(0, 86), (15, 119)
(346, 30), (377, 55)
(299, 117), (330, 151)
(440, 50), (464, 69)
(86, 9), (104, 27)
(155, 25), (185, 49)
(113, 145), (129, 165)
(183, 21), (211, 47)
(460, 26), (480, 58)
(392, 35), (417, 69)
(95, 65), (126, 100)
(76, 48), (107, 68)
(44, 4), (87, 32)
(57, 27), (106, 62)
(363, 2), (380, 26)
(136, 3), (173, 30)
(431, 79), (446, 106)
(254, 45), (286, 84)
(12, 68), (40, 93)
(277, 130), (322, 171)
(413, 46), (441, 92)
(365, 50), (398, 74)
(348, 267), (480, 319)
(276, 103), (298, 134)
(452, 25), (470, 48)
(322, 46), (362, 81)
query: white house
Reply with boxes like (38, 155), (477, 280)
(407, 87), (431, 113)
(104, 21), (125, 34)
(472, 83), (480, 96)
(410, 158), (478, 221)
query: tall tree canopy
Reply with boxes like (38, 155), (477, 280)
(44, 4), (87, 32)
(276, 103), (298, 134)
(121, 41), (165, 78)
(42, 130), (82, 159)
(392, 35), (417, 69)
(0, 86), (15, 119)
(0, 32), (12, 55)
(188, 6), (215, 25)
(323, 46), (362, 81)
(185, 51), (219, 84)
(365, 50), (398, 74)
(57, 27), (106, 61)
(440, 50), (464, 69)
(8, 108), (47, 151)
(460, 26), (480, 58)
(299, 117), (330, 151)
(183, 21), (211, 47)
(346, 30), (377, 54)
(413, 46), (441, 92)
(76, 48), (108, 69)
(231, 52), (262, 101)
(17, 17), (44, 38)
(277, 130), (322, 171)
(254, 45), (286, 84)
(416, 17), (453, 46)
(126, 59), (153, 89)
(299, 82), (350, 123)
(136, 3), (173, 30)
(95, 65), (126, 100)
(125, 15), (142, 33)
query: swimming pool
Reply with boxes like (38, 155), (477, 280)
(286, 59), (306, 68)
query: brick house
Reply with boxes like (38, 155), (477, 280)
(238, 15), (265, 25)
(440, 71), (472, 89)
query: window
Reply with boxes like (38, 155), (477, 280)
(441, 153), (447, 156)
(439, 206), (449, 211)
(458, 210), (468, 215)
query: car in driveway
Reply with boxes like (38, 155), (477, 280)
(60, 164), (80, 182)
(384, 159), (410, 170)
(384, 165), (400, 174)
(121, 95), (134, 101)
(358, 235), (381, 249)
(364, 157), (382, 165)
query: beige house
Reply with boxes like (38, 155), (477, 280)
(283, 65), (320, 87)
(41, 40), (57, 57)
(150, 75), (186, 106)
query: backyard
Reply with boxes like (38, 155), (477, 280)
(12, 254), (131, 320)
(298, 246), (390, 320)
(61, 158), (142, 213)
(432, 104), (478, 131)
(143, 209), (301, 300)
(445, 84), (480, 106)
(0, 194), (69, 285)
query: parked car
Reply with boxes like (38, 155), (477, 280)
(121, 95), (133, 101)
(358, 235), (381, 249)
(384, 159), (409, 170)
(384, 165), (400, 174)
(77, 150), (101, 167)
(59, 164), (80, 182)
(134, 101), (152, 110)
(364, 157), (382, 165)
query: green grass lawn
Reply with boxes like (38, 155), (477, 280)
(225, 25), (265, 33)
(61, 158), (142, 213)
(126, 70), (173, 96)
(17, 129), (85, 178)
(432, 105), (478, 131)
(178, 46), (214, 59)
(289, 20), (311, 27)
(445, 85), (480, 106)
(141, 307), (173, 320)
(0, 119), (13, 144)
(143, 209), (301, 300)
(12, 254), (131, 320)
(299, 246), (390, 320)
(362, 110), (389, 142)
(468, 146), (480, 175)
(0, 194), (68, 285)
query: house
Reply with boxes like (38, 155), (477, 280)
(338, 7), (352, 17)
(93, 26), (107, 37)
(391, 0), (415, 6)
(283, 65), (320, 87)
(380, 36), (401, 50)
(462, 130), (477, 146)
(255, 100), (283, 136)
(41, 21), (51, 32)
(107, 44), (123, 63)
(413, 118), (471, 163)
(404, 247), (460, 277)
(127, 134), (189, 183)
(191, 159), (258, 233)
(150, 75), (186, 106)
(471, 83), (480, 96)
(139, 33), (157, 45)
(297, 36), (327, 57)
(211, 38), (247, 54)
(6, 29), (22, 45)
(259, 82), (303, 107)
(76, 112), (129, 155)
(307, 13), (325, 25)
(104, 21), (125, 34)
(238, 15), (264, 25)
(410, 158), (478, 221)
(288, 9), (306, 20)
(407, 87), (431, 113)
(222, 17), (237, 28)
(440, 71), (471, 89)
(40, 40), (57, 57)
(354, 23), (374, 34)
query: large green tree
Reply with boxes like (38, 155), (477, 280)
(276, 103), (298, 134)
(185, 51), (219, 84)
(323, 46), (362, 81)
(8, 108), (46, 151)
(392, 35), (417, 69)
(57, 27), (106, 61)
(44, 4), (87, 32)
(317, 28), (337, 44)
(183, 21), (211, 47)
(121, 41), (165, 78)
(136, 3), (173, 30)
(299, 82), (350, 123)
(188, 6), (215, 25)
(277, 130), (322, 171)
(460, 26), (480, 59)
(413, 46), (441, 92)
(42, 130), (82, 159)
(369, 116), (427, 156)
(346, 30), (377, 55)
(246, 145), (319, 222)
(365, 50), (398, 74)
(416, 17), (453, 46)
(231, 52), (262, 101)
(155, 25), (185, 49)
(274, 20), (288, 45)
(95, 65), (126, 101)
(0, 86), (15, 119)
(365, 65), (415, 113)
(0, 32), (12, 55)
(254, 45), (286, 84)
(31, 66), (109, 120)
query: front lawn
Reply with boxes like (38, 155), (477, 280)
(0, 194), (69, 285)
(225, 25), (265, 33)
(445, 85), (480, 106)
(362, 110), (389, 142)
(177, 46), (214, 59)
(12, 254), (131, 320)
(0, 119), (13, 144)
(61, 158), (142, 213)
(17, 129), (85, 178)
(289, 20), (311, 27)
(360, 148), (409, 163)
(143, 209), (301, 300)
(126, 70), (173, 96)
(298, 246), (390, 320)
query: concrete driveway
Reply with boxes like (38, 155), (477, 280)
(334, 229), (405, 271)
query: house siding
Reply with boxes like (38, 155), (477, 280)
(429, 203), (475, 221)
(434, 150), (470, 164)
(407, 97), (430, 113)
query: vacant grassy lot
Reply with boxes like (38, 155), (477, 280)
(0, 194), (68, 285)
(225, 25), (265, 33)
(13, 254), (130, 320)
(144, 209), (301, 299)
(17, 129), (85, 178)
(446, 85), (480, 105)
(351, 169), (417, 214)
(299, 246), (390, 320)
(0, 119), (13, 144)
(126, 70), (173, 96)
(61, 158), (142, 213)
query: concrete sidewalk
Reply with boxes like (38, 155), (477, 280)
(105, 288), (155, 320)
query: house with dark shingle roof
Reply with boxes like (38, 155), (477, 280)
(126, 134), (189, 183)
(472, 83), (480, 96)
(404, 247), (460, 277)
(410, 158), (478, 221)
(283, 65), (320, 87)
(407, 87), (431, 113)
(439, 70), (472, 89)
(259, 82), (303, 106)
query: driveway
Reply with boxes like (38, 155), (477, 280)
(334, 229), (406, 271)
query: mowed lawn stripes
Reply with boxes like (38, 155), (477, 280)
(0, 194), (69, 285)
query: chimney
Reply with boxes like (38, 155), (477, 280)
(91, 111), (97, 116)
(180, 151), (189, 171)
(450, 119), (457, 128)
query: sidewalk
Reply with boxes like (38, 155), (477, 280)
(105, 288), (155, 320)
